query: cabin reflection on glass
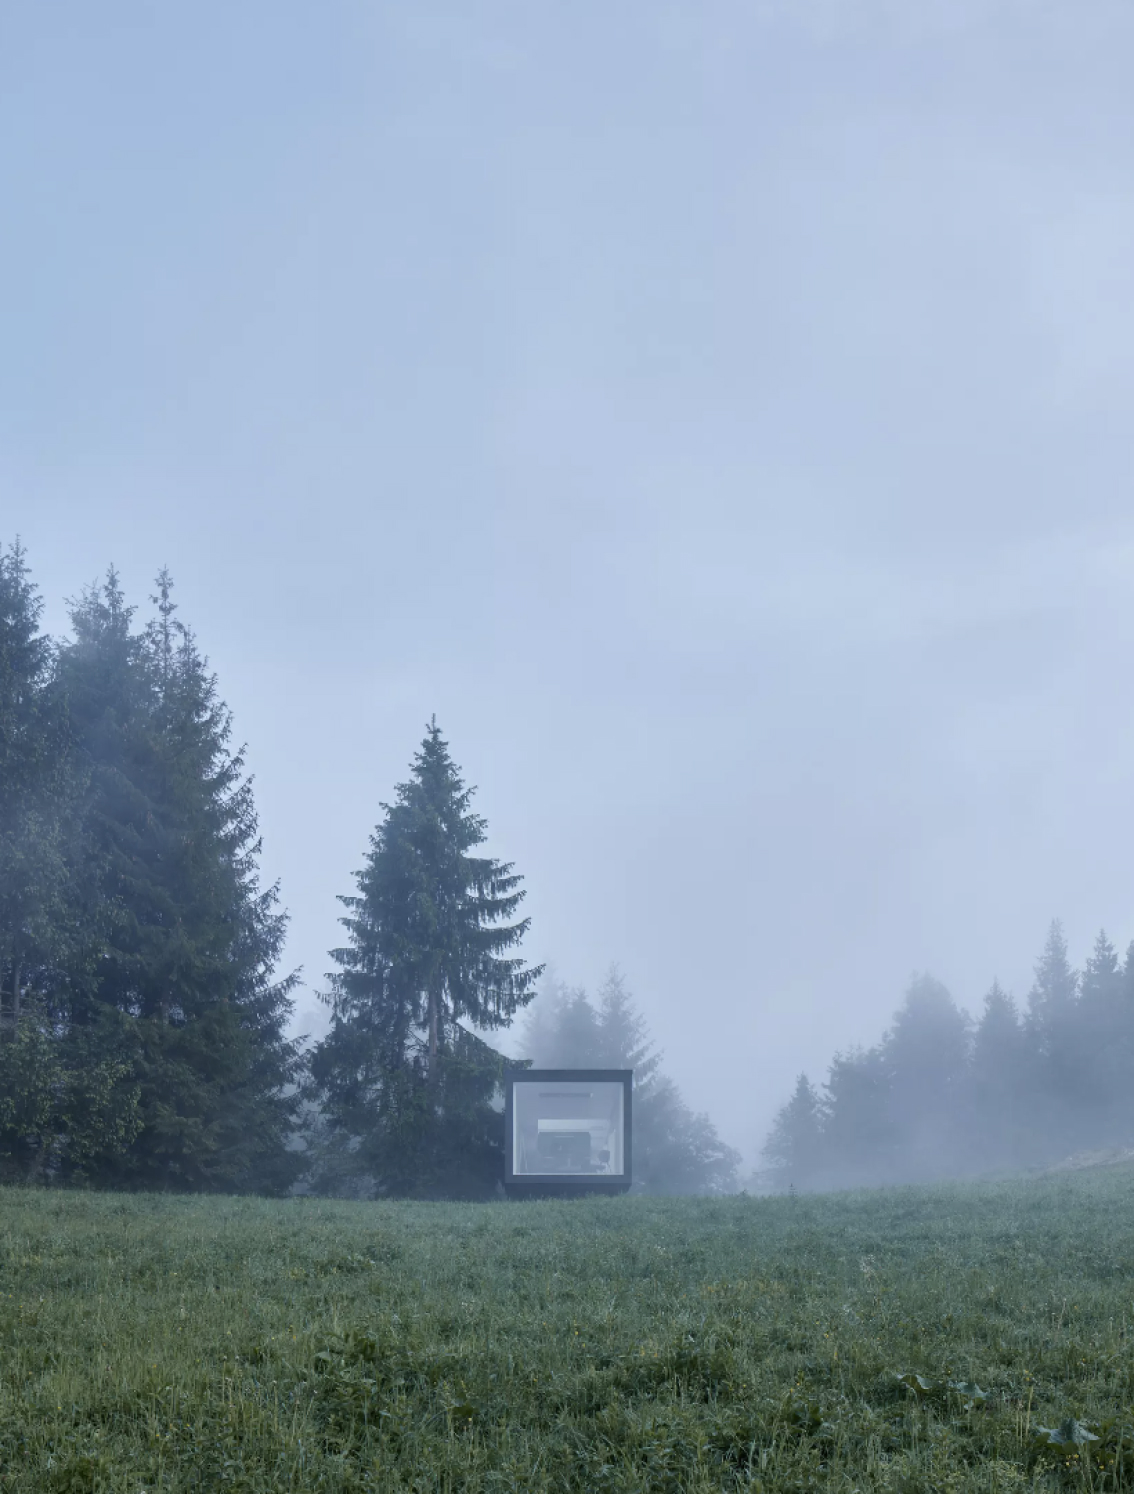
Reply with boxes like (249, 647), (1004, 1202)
(504, 1070), (632, 1197)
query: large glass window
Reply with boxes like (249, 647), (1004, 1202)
(511, 1080), (626, 1176)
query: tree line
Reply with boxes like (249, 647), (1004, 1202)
(1, 542), (732, 1197)
(515, 970), (740, 1195)
(0, 544), (300, 1190)
(762, 923), (1134, 1191)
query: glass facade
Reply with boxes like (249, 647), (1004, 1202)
(510, 1079), (627, 1177)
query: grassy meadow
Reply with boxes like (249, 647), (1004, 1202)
(2, 1168), (1134, 1492)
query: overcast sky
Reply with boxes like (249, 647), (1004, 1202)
(5, 1), (1134, 1161)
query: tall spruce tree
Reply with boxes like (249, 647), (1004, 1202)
(882, 974), (970, 1179)
(56, 569), (301, 1192)
(551, 984), (603, 1068)
(968, 979), (1029, 1169)
(594, 967), (737, 1194)
(820, 1046), (895, 1186)
(0, 542), (142, 1181)
(516, 972), (571, 1065)
(0, 540), (75, 1029)
(761, 1073), (823, 1190)
(594, 966), (662, 1082)
(1026, 919), (1079, 1040)
(1075, 930), (1123, 1141)
(1105, 941), (1134, 1144)
(1025, 920), (1081, 1154)
(309, 721), (542, 1198)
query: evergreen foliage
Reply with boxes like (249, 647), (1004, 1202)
(967, 979), (1029, 1168)
(594, 968), (663, 1084)
(761, 1073), (823, 1188)
(18, 541), (1134, 1204)
(307, 722), (542, 1198)
(882, 974), (971, 1175)
(0, 542), (80, 1031)
(0, 544), (300, 1192)
(0, 996), (141, 1183)
(518, 968), (740, 1195)
(819, 1046), (894, 1186)
(762, 922), (1134, 1191)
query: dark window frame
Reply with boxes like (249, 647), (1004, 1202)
(503, 1068), (633, 1197)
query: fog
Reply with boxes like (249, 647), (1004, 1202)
(6, 2), (1134, 1167)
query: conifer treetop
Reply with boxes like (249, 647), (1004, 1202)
(337, 719), (543, 1042)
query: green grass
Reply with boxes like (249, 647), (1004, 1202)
(2, 1168), (1134, 1492)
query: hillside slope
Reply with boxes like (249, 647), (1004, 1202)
(2, 1170), (1133, 1490)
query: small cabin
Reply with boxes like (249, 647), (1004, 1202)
(504, 1069), (632, 1197)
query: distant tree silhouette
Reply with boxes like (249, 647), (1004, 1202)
(518, 968), (738, 1195)
(595, 967), (662, 1084)
(1112, 945), (1134, 1143)
(968, 979), (1030, 1168)
(761, 1074), (823, 1190)
(763, 920), (1134, 1190)
(882, 974), (970, 1179)
(1075, 931), (1123, 1143)
(1024, 920), (1081, 1153)
(819, 1046), (895, 1186)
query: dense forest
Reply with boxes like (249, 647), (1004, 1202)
(0, 543), (301, 1192)
(762, 924), (1134, 1191)
(0, 541), (733, 1197)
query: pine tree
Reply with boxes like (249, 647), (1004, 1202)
(516, 967), (738, 1194)
(0, 540), (76, 1030)
(968, 979), (1029, 1169)
(594, 966), (662, 1083)
(593, 967), (737, 1192)
(882, 974), (970, 1179)
(820, 1046), (895, 1186)
(1076, 930), (1123, 1142)
(516, 972), (571, 1065)
(0, 543), (142, 1181)
(0, 994), (141, 1183)
(518, 976), (602, 1068)
(56, 569), (302, 1192)
(553, 988), (602, 1068)
(1026, 920), (1079, 1042)
(634, 1074), (740, 1195)
(1106, 942), (1134, 1145)
(1080, 930), (1120, 1004)
(309, 721), (542, 1198)
(1024, 920), (1081, 1156)
(761, 1074), (823, 1190)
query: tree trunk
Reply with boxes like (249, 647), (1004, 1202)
(12, 961), (21, 1027)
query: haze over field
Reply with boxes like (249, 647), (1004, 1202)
(5, 2), (1134, 1157)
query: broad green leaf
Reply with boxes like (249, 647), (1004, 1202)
(1033, 1418), (1099, 1449)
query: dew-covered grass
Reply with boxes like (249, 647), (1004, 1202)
(2, 1166), (1134, 1491)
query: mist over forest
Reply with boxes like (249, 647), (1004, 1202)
(761, 925), (1134, 1193)
(8, 9), (1134, 1492)
(4, 540), (1130, 1199)
(0, 544), (738, 1196)
(7, 0), (1134, 1211)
